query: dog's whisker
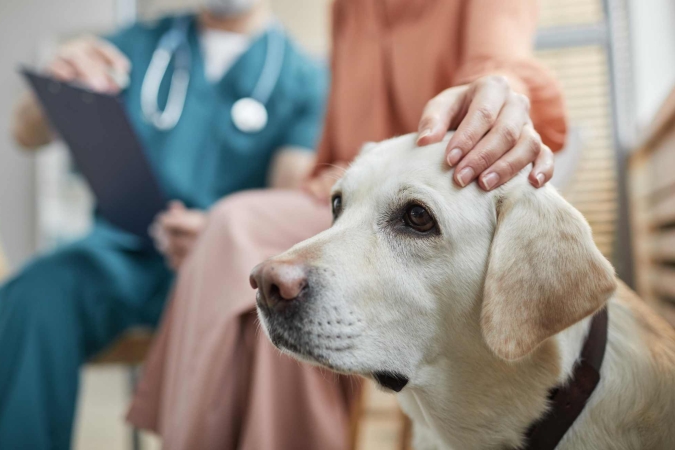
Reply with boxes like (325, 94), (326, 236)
(315, 162), (348, 174)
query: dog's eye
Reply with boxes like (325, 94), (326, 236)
(404, 204), (435, 232)
(332, 194), (342, 220)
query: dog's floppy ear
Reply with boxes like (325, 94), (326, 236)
(481, 181), (616, 361)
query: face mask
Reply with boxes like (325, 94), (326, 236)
(205, 0), (259, 17)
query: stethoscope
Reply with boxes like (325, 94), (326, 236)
(140, 17), (285, 133)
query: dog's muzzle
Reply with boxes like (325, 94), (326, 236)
(251, 259), (341, 364)
(251, 259), (408, 391)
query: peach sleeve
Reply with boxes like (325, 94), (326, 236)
(453, 0), (568, 151)
(311, 0), (342, 176)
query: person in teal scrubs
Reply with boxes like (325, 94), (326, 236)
(2, 1), (326, 448)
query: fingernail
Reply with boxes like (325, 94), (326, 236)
(535, 173), (545, 187)
(92, 77), (108, 91)
(417, 129), (432, 144)
(482, 172), (500, 190)
(447, 148), (462, 167)
(456, 167), (475, 187)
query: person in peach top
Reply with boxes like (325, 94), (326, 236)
(127, 1), (567, 449)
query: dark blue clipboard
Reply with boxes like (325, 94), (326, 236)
(21, 69), (167, 240)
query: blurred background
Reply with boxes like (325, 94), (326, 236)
(1, 0), (674, 449)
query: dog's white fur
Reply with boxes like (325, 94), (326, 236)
(257, 134), (675, 449)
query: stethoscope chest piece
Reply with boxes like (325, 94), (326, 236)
(231, 97), (268, 133)
(143, 17), (284, 133)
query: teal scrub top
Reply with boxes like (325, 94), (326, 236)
(97, 15), (327, 244)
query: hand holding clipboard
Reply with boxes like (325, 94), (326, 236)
(22, 69), (166, 239)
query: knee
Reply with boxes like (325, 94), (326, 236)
(0, 247), (94, 322)
(207, 191), (281, 243)
(0, 273), (54, 328)
(208, 191), (265, 226)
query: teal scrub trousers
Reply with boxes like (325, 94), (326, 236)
(0, 233), (173, 449)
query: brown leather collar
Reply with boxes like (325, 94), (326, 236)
(522, 308), (608, 449)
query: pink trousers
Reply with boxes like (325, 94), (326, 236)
(127, 190), (361, 450)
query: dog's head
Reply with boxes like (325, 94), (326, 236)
(252, 134), (616, 392)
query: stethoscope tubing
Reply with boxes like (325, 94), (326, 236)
(251, 21), (285, 106)
(140, 17), (285, 132)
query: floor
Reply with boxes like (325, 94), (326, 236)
(74, 366), (406, 450)
(74, 366), (160, 450)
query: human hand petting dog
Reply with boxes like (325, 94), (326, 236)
(417, 75), (554, 191)
(151, 201), (207, 271)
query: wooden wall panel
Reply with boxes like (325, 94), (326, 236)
(629, 87), (675, 327)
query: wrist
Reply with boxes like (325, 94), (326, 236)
(12, 93), (52, 149)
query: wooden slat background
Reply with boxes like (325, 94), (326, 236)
(539, 0), (604, 27)
(537, 44), (617, 259)
(536, 0), (618, 259)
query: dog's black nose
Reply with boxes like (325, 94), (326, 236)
(250, 260), (308, 309)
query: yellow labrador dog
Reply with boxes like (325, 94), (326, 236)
(251, 134), (675, 450)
